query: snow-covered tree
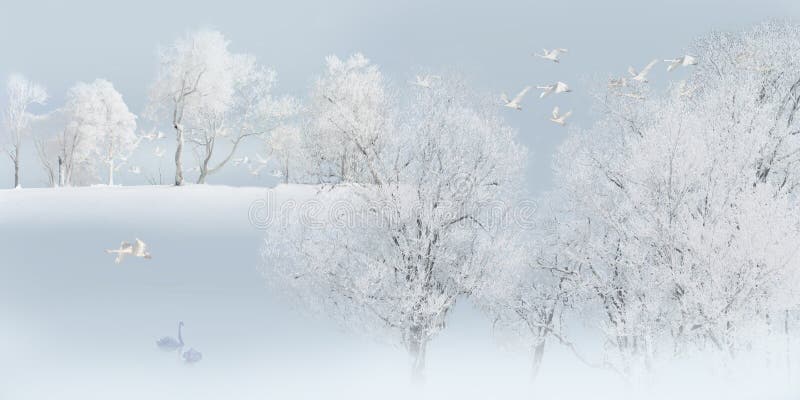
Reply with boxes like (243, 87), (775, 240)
(63, 79), (137, 185)
(147, 30), (234, 186)
(265, 123), (302, 183)
(2, 74), (47, 188)
(262, 72), (526, 379)
(531, 21), (800, 376)
(147, 30), (294, 185)
(302, 53), (394, 184)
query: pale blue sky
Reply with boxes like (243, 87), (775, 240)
(1, 0), (798, 190)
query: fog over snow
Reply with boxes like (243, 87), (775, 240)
(3, 1), (800, 399)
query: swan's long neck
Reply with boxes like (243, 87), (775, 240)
(178, 323), (184, 345)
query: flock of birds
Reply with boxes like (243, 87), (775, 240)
(486, 48), (699, 127)
(105, 240), (203, 364)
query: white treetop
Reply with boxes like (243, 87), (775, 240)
(302, 53), (394, 184)
(67, 79), (137, 185)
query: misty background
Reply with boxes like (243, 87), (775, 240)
(3, 2), (800, 399)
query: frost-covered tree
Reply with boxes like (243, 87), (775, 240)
(265, 123), (302, 183)
(63, 79), (137, 185)
(39, 80), (131, 186)
(302, 53), (393, 184)
(147, 30), (234, 186)
(2, 74), (47, 188)
(147, 30), (294, 185)
(263, 72), (526, 379)
(475, 194), (593, 380)
(532, 21), (800, 376)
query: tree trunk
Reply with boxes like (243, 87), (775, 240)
(175, 125), (184, 186)
(58, 156), (64, 187)
(197, 148), (212, 184)
(409, 340), (427, 383)
(13, 154), (20, 188)
(530, 340), (546, 382)
(108, 159), (115, 186)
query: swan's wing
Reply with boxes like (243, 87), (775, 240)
(556, 82), (569, 92)
(552, 106), (560, 119)
(666, 60), (679, 72)
(640, 59), (659, 75)
(627, 66), (637, 77)
(512, 86), (532, 103)
(683, 55), (697, 65)
(501, 93), (510, 104)
(556, 48), (568, 54)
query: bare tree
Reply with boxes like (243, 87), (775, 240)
(2, 74), (47, 188)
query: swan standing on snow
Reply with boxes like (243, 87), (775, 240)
(501, 86), (532, 110)
(408, 75), (440, 88)
(537, 81), (571, 98)
(550, 106), (572, 126)
(665, 55), (698, 72)
(628, 60), (659, 83)
(534, 48), (568, 63)
(182, 347), (203, 364)
(156, 321), (184, 352)
(106, 238), (152, 264)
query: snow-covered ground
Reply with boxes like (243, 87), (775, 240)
(1, 185), (796, 399)
(0, 185), (530, 400)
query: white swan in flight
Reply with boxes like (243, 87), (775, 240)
(232, 156), (249, 167)
(608, 78), (628, 89)
(249, 163), (268, 176)
(665, 55), (698, 72)
(182, 347), (203, 364)
(534, 48), (568, 63)
(550, 106), (572, 126)
(537, 82), (571, 98)
(617, 92), (645, 100)
(409, 75), (440, 88)
(156, 321), (184, 352)
(254, 153), (269, 165)
(106, 238), (151, 264)
(153, 146), (165, 158)
(628, 60), (659, 83)
(141, 130), (167, 141)
(501, 86), (532, 110)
